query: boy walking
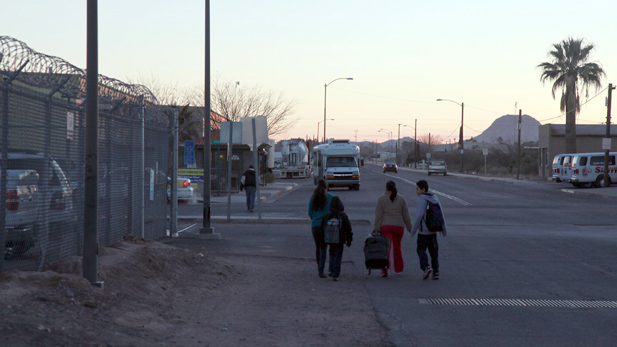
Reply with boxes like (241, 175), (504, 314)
(409, 180), (447, 280)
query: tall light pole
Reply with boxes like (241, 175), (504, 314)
(437, 99), (464, 172)
(201, 0), (216, 236)
(324, 77), (353, 142)
(317, 119), (334, 143)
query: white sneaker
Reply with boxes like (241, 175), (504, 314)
(423, 267), (433, 280)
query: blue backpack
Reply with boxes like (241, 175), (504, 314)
(424, 201), (444, 232)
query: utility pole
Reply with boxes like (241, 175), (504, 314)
(199, 0), (218, 238)
(460, 102), (464, 173)
(397, 124), (401, 166)
(414, 119), (417, 168)
(83, 0), (102, 288)
(517, 109), (522, 180)
(603, 83), (615, 187)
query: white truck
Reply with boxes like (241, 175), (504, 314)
(277, 139), (310, 179)
(312, 139), (361, 190)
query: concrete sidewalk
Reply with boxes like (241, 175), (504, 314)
(180, 181), (298, 204)
(211, 181), (298, 204)
(177, 181), (305, 224)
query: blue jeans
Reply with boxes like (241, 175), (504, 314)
(417, 234), (439, 273)
(311, 226), (327, 274)
(328, 243), (344, 278)
(245, 186), (256, 210)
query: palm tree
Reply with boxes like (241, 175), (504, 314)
(538, 37), (605, 153)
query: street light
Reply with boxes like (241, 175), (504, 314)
(317, 119), (334, 143)
(324, 77), (353, 142)
(437, 99), (465, 173)
(378, 129), (393, 159)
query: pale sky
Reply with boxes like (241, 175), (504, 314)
(2, 0), (616, 143)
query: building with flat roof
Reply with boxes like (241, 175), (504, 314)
(538, 124), (617, 177)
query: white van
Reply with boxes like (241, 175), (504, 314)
(552, 153), (575, 182)
(569, 152), (617, 188)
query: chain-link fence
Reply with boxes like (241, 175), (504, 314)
(0, 36), (173, 272)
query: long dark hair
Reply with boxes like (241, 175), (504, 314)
(311, 179), (328, 210)
(386, 180), (397, 202)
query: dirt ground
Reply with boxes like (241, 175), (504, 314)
(0, 235), (392, 346)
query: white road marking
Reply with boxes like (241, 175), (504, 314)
(377, 169), (473, 206)
(178, 223), (197, 234)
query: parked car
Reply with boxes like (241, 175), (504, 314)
(428, 160), (447, 176)
(167, 178), (194, 201)
(2, 152), (74, 258)
(2, 168), (40, 258)
(383, 162), (398, 173)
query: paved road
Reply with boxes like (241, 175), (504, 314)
(357, 165), (617, 346)
(175, 163), (617, 346)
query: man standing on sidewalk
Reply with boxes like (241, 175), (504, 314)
(240, 165), (257, 212)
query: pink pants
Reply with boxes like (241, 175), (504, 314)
(381, 225), (405, 273)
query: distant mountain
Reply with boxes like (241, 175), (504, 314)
(473, 114), (540, 143)
(354, 137), (415, 149)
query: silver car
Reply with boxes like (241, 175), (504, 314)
(428, 160), (447, 176)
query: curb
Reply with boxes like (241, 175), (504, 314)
(263, 183), (297, 200)
(177, 216), (372, 225)
(560, 188), (617, 200)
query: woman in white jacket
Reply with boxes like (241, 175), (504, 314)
(409, 180), (447, 280)
(374, 180), (412, 277)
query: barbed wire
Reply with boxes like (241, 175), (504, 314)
(0, 36), (158, 108)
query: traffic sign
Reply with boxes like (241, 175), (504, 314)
(184, 140), (195, 168)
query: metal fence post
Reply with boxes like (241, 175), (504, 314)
(170, 108), (178, 236)
(0, 79), (9, 270)
(252, 118), (261, 222)
(140, 98), (145, 238)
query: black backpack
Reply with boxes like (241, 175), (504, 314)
(424, 201), (444, 232)
(324, 216), (342, 244)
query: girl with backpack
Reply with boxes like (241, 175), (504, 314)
(308, 179), (334, 278)
(409, 180), (447, 280)
(373, 180), (412, 277)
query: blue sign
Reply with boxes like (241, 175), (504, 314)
(184, 140), (195, 166)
